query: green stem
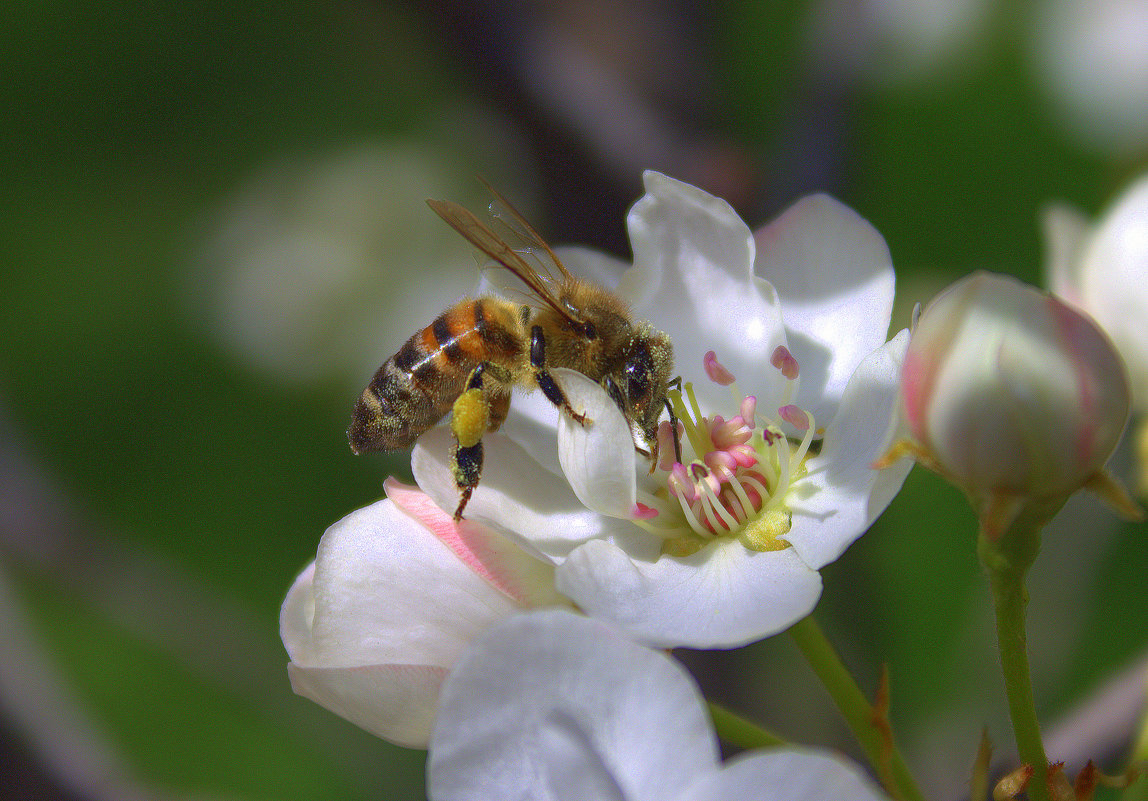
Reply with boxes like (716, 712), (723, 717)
(706, 702), (787, 750)
(978, 517), (1050, 801)
(788, 616), (924, 801)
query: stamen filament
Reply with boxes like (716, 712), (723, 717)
(671, 391), (710, 459)
(684, 383), (714, 452)
(739, 473), (771, 505)
(676, 494), (712, 537)
(699, 478), (739, 531)
(768, 440), (793, 509)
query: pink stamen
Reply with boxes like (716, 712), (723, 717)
(657, 420), (683, 471)
(631, 502), (659, 520)
(730, 445), (758, 468)
(771, 346), (800, 380)
(779, 404), (810, 430)
(705, 449), (738, 476)
(740, 396), (757, 424)
(704, 350), (736, 386)
(668, 463), (693, 500)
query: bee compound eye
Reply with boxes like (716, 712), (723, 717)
(625, 359), (649, 401)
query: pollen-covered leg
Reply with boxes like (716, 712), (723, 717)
(530, 325), (591, 426)
(450, 364), (493, 519)
(451, 441), (482, 520)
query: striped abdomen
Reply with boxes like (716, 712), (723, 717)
(348, 297), (524, 453)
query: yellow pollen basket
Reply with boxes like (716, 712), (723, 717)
(451, 388), (488, 449)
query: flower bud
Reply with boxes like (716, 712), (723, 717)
(900, 271), (1131, 510)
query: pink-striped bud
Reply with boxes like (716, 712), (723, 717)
(901, 271), (1131, 502)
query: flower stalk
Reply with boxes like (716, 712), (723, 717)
(787, 616), (924, 801)
(977, 510), (1052, 801)
(706, 702), (787, 750)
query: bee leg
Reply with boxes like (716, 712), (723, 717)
(451, 442), (482, 520)
(530, 325), (590, 426)
(450, 364), (493, 520)
(486, 387), (511, 433)
(663, 397), (683, 464)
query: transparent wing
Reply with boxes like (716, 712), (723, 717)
(427, 198), (583, 328)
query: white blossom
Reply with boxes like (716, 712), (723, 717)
(413, 173), (912, 648)
(280, 480), (565, 747)
(428, 610), (887, 801)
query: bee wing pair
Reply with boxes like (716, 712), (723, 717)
(427, 189), (585, 333)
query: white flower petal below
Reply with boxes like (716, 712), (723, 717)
(754, 194), (897, 425)
(679, 748), (888, 801)
(786, 330), (914, 570)
(555, 538), (824, 649)
(428, 610), (719, 801)
(288, 662), (447, 749)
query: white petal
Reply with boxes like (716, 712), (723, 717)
(280, 494), (551, 747)
(555, 538), (824, 649)
(623, 171), (789, 415)
(280, 561), (317, 662)
(413, 427), (637, 561)
(754, 194), (896, 424)
(428, 610), (719, 801)
(1079, 172), (1148, 406)
(785, 331), (913, 570)
(304, 498), (521, 668)
(677, 748), (887, 801)
(1041, 202), (1093, 305)
(554, 369), (636, 519)
(288, 662), (446, 748)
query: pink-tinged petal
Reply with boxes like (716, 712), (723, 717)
(428, 611), (719, 801)
(788, 331), (913, 570)
(413, 427), (644, 562)
(555, 539), (824, 649)
(754, 194), (896, 424)
(304, 498), (524, 668)
(680, 748), (887, 801)
(554, 369), (637, 519)
(281, 495), (563, 747)
(621, 171), (789, 415)
(288, 662), (447, 749)
(385, 479), (565, 608)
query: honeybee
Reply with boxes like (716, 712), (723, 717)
(348, 189), (677, 520)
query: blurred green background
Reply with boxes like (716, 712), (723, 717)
(2, 1), (1146, 799)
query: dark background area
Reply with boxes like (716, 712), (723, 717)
(2, 1), (1146, 798)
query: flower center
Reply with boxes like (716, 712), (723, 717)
(631, 348), (818, 556)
